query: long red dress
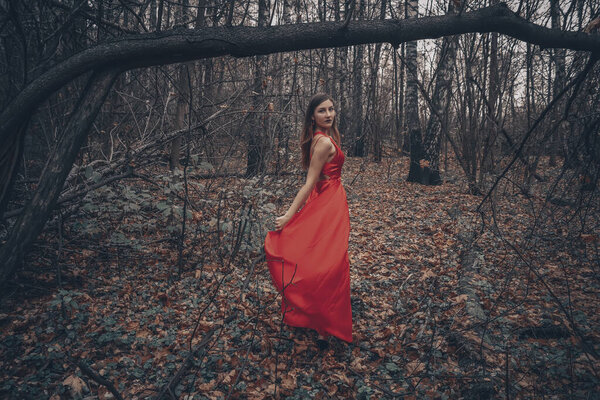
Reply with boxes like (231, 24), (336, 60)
(264, 132), (353, 343)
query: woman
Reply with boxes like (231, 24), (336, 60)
(264, 93), (353, 348)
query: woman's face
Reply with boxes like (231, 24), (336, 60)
(312, 99), (335, 132)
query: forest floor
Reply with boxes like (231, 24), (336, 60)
(1, 154), (599, 399)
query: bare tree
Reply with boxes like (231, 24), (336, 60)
(405, 0), (422, 182)
(421, 0), (458, 185)
(246, 0), (270, 177)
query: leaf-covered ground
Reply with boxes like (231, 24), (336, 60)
(1, 155), (599, 399)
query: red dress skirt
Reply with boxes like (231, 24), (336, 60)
(264, 133), (353, 343)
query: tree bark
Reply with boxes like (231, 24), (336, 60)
(422, 0), (458, 185)
(369, 43), (383, 162)
(399, 42), (408, 155)
(351, 0), (366, 157)
(369, 0), (387, 163)
(0, 124), (27, 219)
(405, 0), (422, 182)
(170, 66), (188, 171)
(352, 46), (365, 156)
(171, 2), (191, 171)
(246, 0), (269, 177)
(484, 1), (500, 175)
(0, 68), (119, 287)
(550, 0), (566, 167)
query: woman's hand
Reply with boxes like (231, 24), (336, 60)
(275, 213), (292, 230)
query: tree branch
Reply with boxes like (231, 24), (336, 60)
(77, 360), (125, 400)
(3, 3), (600, 145)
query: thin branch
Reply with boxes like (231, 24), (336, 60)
(78, 360), (125, 400)
(476, 54), (599, 211)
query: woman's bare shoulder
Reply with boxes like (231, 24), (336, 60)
(312, 135), (334, 155)
(314, 134), (334, 147)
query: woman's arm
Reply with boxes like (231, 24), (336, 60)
(275, 137), (335, 230)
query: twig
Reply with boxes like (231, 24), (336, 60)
(153, 314), (236, 400)
(347, 157), (368, 189)
(2, 166), (134, 220)
(77, 360), (125, 400)
(239, 252), (266, 302)
(348, 366), (406, 398)
(477, 54), (599, 212)
(274, 260), (298, 398)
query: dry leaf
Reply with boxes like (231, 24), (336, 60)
(420, 269), (436, 281)
(451, 294), (468, 304)
(63, 374), (88, 398)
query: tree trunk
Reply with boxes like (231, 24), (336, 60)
(399, 42), (408, 155)
(171, 64), (189, 171)
(405, 0), (422, 182)
(246, 0), (269, 177)
(370, 43), (383, 163)
(488, 21), (500, 170)
(170, 2), (191, 171)
(352, 0), (366, 157)
(393, 46), (401, 152)
(370, 0), (387, 163)
(422, 0), (457, 185)
(550, 0), (566, 167)
(331, 0), (340, 104)
(0, 68), (119, 288)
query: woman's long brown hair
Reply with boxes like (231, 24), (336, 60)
(300, 93), (341, 170)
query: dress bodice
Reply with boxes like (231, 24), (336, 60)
(310, 132), (345, 179)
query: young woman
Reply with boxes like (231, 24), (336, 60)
(264, 93), (353, 348)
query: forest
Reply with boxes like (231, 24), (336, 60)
(0, 0), (599, 398)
